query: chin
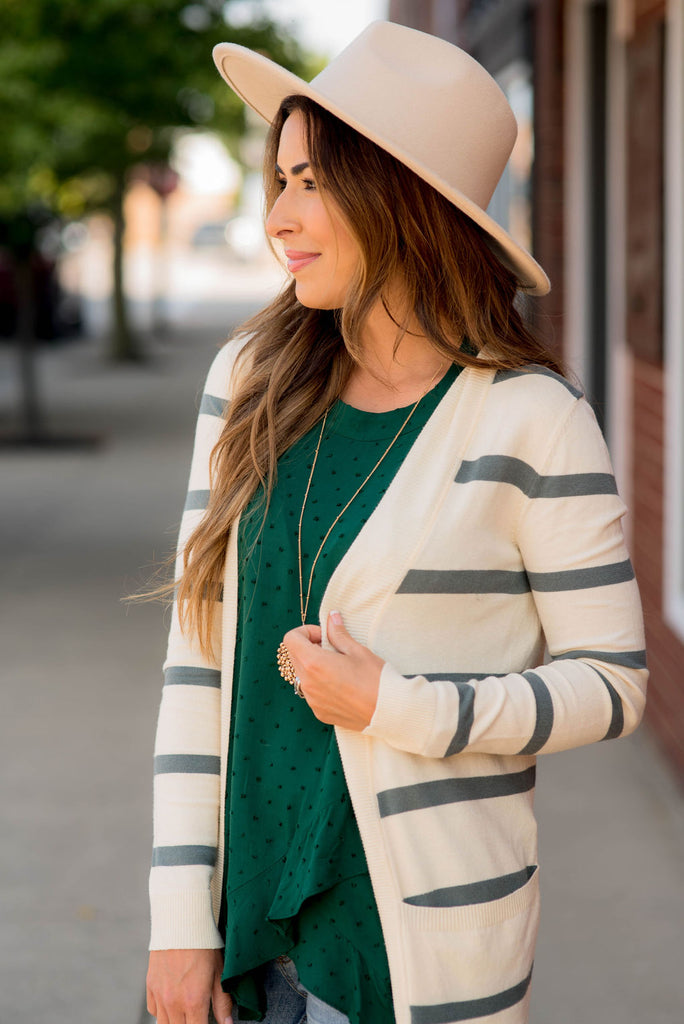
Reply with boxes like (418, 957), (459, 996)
(294, 285), (345, 311)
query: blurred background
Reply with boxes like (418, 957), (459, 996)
(1, 1), (683, 1022)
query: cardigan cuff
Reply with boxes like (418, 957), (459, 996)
(363, 662), (438, 755)
(149, 890), (223, 950)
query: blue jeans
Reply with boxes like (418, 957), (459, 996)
(228, 957), (351, 1024)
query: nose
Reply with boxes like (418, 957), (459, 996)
(266, 190), (298, 239)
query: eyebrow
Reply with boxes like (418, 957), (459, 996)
(275, 161), (311, 176)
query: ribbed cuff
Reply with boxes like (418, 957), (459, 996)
(149, 890), (223, 950)
(363, 663), (437, 755)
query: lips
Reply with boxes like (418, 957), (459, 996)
(285, 250), (320, 273)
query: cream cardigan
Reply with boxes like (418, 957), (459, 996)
(150, 338), (647, 1024)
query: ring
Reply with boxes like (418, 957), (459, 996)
(293, 677), (304, 698)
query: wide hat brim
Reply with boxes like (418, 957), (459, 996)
(213, 23), (550, 296)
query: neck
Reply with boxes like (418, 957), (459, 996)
(341, 295), (451, 413)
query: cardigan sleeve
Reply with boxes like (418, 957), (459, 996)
(365, 394), (648, 759)
(149, 340), (242, 950)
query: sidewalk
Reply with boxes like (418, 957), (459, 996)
(1, 309), (683, 1024)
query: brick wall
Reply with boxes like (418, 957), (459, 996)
(626, 11), (684, 782)
(631, 360), (684, 779)
(635, 0), (666, 27)
(626, 8), (684, 778)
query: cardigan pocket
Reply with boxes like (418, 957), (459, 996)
(399, 863), (538, 931)
(396, 866), (539, 1021)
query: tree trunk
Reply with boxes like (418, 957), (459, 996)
(152, 193), (170, 336)
(110, 171), (141, 361)
(15, 256), (45, 442)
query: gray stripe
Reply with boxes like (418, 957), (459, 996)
(184, 489), (210, 512)
(494, 364), (583, 398)
(455, 456), (617, 498)
(554, 648), (647, 669)
(199, 393), (227, 418)
(154, 754), (220, 775)
(594, 669), (625, 740)
(411, 967), (533, 1024)
(164, 666), (221, 688)
(152, 844), (216, 867)
(518, 672), (554, 755)
(399, 561), (633, 595)
(444, 683), (475, 756)
(398, 570), (530, 595)
(423, 671), (505, 682)
(527, 559), (634, 591)
(377, 765), (536, 818)
(404, 865), (537, 908)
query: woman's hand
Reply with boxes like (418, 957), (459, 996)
(282, 611), (384, 730)
(147, 948), (233, 1024)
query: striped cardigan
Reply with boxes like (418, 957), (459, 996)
(150, 337), (647, 1024)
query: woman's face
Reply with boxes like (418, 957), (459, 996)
(266, 110), (361, 310)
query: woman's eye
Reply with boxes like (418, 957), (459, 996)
(274, 175), (316, 193)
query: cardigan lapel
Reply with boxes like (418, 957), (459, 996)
(317, 364), (496, 650)
(322, 363), (495, 1022)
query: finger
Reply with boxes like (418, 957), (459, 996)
(146, 983), (169, 1023)
(213, 1002), (233, 1024)
(212, 999), (233, 1024)
(286, 624), (322, 646)
(212, 987), (233, 1023)
(212, 968), (233, 1024)
(327, 610), (356, 654)
(147, 999), (169, 1024)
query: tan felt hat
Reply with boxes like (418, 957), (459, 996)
(213, 20), (550, 296)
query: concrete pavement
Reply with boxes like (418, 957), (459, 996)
(1, 307), (683, 1024)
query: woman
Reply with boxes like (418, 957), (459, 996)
(146, 21), (647, 1024)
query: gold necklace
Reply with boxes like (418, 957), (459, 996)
(298, 368), (445, 624)
(276, 365), (447, 694)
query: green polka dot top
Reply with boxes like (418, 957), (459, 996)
(220, 364), (461, 1023)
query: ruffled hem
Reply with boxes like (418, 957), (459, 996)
(291, 881), (393, 1023)
(222, 797), (391, 1022)
(223, 874), (392, 1024)
(267, 793), (364, 920)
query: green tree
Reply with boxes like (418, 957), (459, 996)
(0, 0), (311, 362)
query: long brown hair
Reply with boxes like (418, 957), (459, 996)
(176, 94), (562, 655)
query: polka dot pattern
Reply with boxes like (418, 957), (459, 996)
(221, 366), (461, 1023)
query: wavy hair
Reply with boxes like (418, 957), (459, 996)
(174, 94), (562, 655)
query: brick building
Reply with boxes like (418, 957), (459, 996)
(390, 0), (684, 781)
